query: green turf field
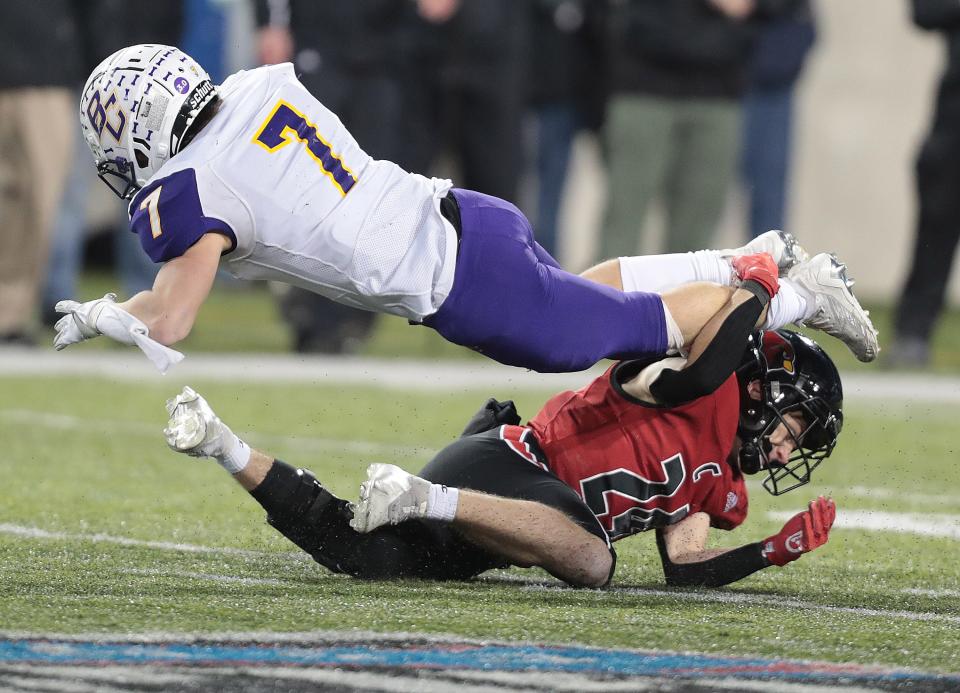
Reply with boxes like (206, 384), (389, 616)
(1, 372), (958, 674)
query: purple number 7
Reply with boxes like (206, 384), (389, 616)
(253, 101), (357, 195)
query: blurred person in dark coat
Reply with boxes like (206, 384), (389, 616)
(888, 0), (960, 367)
(0, 1), (80, 344)
(405, 0), (530, 204)
(741, 0), (815, 240)
(255, 0), (419, 354)
(599, 0), (798, 261)
(528, 0), (607, 258)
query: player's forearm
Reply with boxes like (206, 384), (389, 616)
(649, 283), (768, 406)
(656, 533), (769, 587)
(118, 236), (220, 345)
(119, 290), (197, 345)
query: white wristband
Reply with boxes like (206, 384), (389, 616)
(94, 302), (145, 345)
(425, 484), (460, 522)
(95, 303), (184, 374)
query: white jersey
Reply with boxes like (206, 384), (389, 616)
(129, 63), (457, 320)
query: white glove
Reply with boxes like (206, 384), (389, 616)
(53, 293), (185, 374)
(53, 293), (120, 349)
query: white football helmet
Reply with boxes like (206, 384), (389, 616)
(79, 44), (219, 199)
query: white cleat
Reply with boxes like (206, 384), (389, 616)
(788, 253), (880, 363)
(163, 386), (227, 457)
(721, 230), (810, 271)
(349, 463), (431, 534)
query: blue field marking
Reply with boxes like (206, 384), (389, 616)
(1, 636), (957, 686)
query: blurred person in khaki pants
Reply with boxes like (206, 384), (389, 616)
(599, 0), (799, 261)
(0, 1), (79, 344)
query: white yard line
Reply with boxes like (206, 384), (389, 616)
(527, 584), (960, 625)
(845, 485), (959, 507)
(902, 588), (960, 599)
(768, 509), (960, 540)
(0, 408), (433, 459)
(3, 348), (960, 401)
(0, 523), (303, 560)
(123, 567), (292, 587)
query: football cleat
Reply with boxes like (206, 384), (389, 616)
(720, 230), (810, 271)
(788, 253), (880, 363)
(163, 386), (228, 457)
(349, 463), (432, 534)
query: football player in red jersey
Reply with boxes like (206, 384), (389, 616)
(163, 266), (840, 588)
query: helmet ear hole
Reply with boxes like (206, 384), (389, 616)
(135, 150), (150, 169)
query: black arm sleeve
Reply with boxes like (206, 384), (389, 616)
(656, 531), (771, 588)
(648, 281), (768, 407)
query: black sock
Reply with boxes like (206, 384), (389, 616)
(249, 461), (461, 579)
(249, 459), (311, 517)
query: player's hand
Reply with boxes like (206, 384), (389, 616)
(732, 252), (780, 299)
(53, 293), (118, 350)
(761, 496), (836, 567)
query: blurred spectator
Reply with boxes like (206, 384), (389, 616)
(598, 0), (798, 260)
(888, 0), (960, 368)
(255, 0), (416, 353)
(406, 0), (529, 204)
(181, 0), (228, 83)
(41, 1), (185, 325)
(527, 0), (608, 258)
(741, 0), (815, 239)
(0, 2), (78, 344)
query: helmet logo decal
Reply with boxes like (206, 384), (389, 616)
(782, 358), (795, 374)
(785, 530), (804, 554)
(173, 77), (189, 94)
(86, 90), (127, 143)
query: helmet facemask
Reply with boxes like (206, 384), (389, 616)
(736, 330), (844, 496)
(96, 157), (139, 200)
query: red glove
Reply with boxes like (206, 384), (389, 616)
(762, 496), (836, 567)
(732, 252), (780, 299)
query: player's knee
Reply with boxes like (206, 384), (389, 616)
(566, 538), (614, 589)
(580, 258), (623, 290)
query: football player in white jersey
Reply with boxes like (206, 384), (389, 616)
(54, 45), (879, 372)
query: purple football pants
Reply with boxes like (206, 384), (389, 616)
(423, 189), (667, 373)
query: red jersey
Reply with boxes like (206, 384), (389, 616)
(527, 362), (747, 540)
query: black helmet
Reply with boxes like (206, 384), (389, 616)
(735, 329), (843, 495)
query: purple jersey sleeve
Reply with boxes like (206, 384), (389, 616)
(129, 168), (237, 263)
